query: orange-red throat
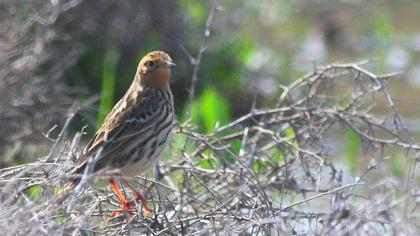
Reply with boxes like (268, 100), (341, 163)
(137, 51), (175, 90)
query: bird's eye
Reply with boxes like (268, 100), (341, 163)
(147, 61), (157, 68)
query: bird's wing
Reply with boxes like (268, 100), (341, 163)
(73, 90), (161, 174)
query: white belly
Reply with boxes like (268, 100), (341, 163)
(118, 155), (157, 176)
(118, 130), (171, 177)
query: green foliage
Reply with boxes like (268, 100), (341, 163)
(251, 158), (269, 172)
(179, 87), (233, 169)
(97, 45), (120, 126)
(24, 185), (42, 199)
(233, 38), (255, 64)
(338, 95), (351, 108)
(344, 129), (359, 173)
(188, 86), (231, 132)
(390, 151), (404, 177)
(180, 0), (206, 23)
(197, 150), (220, 169)
(272, 149), (283, 163)
(372, 9), (392, 48)
(251, 137), (284, 173)
(371, 7), (392, 70)
(201, 87), (230, 131)
(284, 126), (297, 146)
(207, 39), (255, 88)
(228, 140), (241, 160)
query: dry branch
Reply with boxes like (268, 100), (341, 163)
(0, 61), (419, 235)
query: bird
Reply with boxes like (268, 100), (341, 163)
(62, 51), (175, 216)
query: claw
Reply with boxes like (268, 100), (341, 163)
(110, 201), (135, 217)
(122, 179), (153, 213)
(108, 178), (153, 217)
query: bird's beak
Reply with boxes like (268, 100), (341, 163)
(165, 61), (176, 67)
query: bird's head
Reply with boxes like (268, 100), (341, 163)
(137, 51), (175, 89)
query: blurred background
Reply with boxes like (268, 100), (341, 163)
(1, 0), (420, 171)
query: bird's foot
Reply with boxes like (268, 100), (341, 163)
(110, 199), (152, 217)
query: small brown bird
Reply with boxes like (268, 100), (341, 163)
(68, 51), (175, 215)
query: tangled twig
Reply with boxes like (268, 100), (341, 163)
(0, 61), (418, 235)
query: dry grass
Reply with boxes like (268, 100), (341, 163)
(1, 1), (419, 235)
(1, 61), (419, 235)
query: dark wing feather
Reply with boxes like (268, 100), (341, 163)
(73, 87), (160, 174)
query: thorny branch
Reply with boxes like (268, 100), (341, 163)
(0, 61), (419, 234)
